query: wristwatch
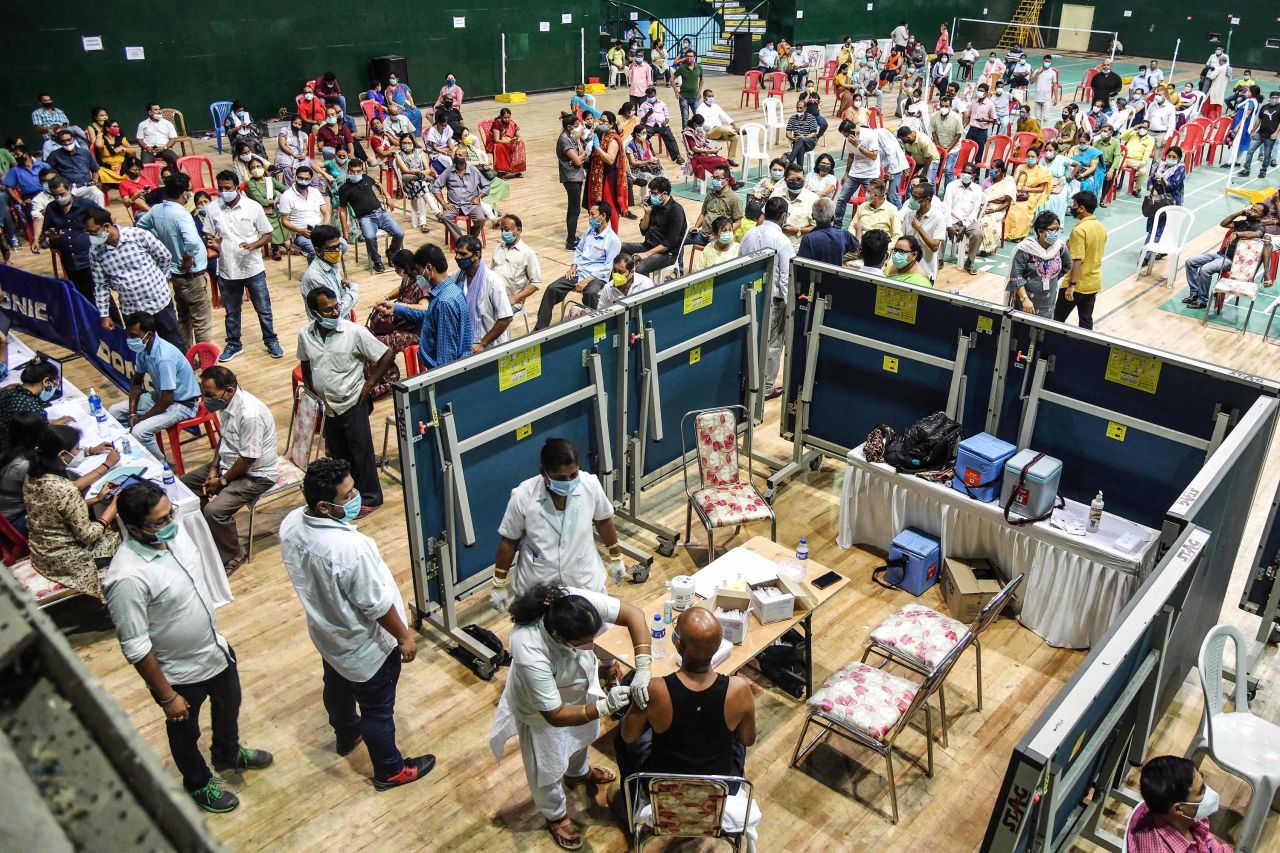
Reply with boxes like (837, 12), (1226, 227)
(218, 476), (228, 487)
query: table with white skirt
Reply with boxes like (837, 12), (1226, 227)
(4, 334), (232, 607)
(837, 445), (1160, 649)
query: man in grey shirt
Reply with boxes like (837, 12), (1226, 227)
(432, 153), (490, 243)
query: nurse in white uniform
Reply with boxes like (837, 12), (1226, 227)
(489, 582), (651, 851)
(489, 438), (626, 611)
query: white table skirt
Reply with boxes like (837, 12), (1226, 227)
(837, 446), (1160, 649)
(13, 335), (232, 607)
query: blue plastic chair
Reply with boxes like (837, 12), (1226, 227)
(209, 101), (233, 153)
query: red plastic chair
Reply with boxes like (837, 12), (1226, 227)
(141, 161), (164, 186)
(977, 134), (1013, 171)
(476, 118), (496, 154)
(1160, 126), (1186, 163)
(740, 71), (764, 109)
(1179, 123), (1205, 171)
(931, 144), (949, 188)
(403, 344), (421, 377)
(1073, 68), (1097, 103)
(0, 512), (29, 564)
(951, 138), (979, 176)
(867, 107), (884, 129)
(765, 72), (788, 100)
(818, 60), (839, 93)
(896, 156), (915, 198)
(445, 215), (486, 250)
(1107, 144), (1139, 203)
(177, 155), (216, 194)
(1040, 126), (1058, 144)
(1008, 132), (1039, 167)
(359, 98), (381, 137)
(154, 342), (222, 476)
(1203, 117), (1233, 165)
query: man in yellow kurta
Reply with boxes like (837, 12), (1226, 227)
(1118, 120), (1156, 196)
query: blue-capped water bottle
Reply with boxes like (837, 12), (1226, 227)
(88, 387), (107, 423)
(162, 463), (175, 485)
(796, 536), (810, 563)
(651, 613), (666, 659)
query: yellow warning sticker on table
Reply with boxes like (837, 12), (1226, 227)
(593, 322), (606, 342)
(690, 346), (701, 365)
(515, 423), (532, 440)
(498, 344), (542, 391)
(883, 355), (899, 373)
(752, 277), (764, 292)
(683, 278), (714, 313)
(1106, 421), (1127, 441)
(874, 284), (918, 324)
(1104, 347), (1161, 394)
(977, 316), (993, 333)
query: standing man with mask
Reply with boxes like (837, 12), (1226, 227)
(179, 366), (276, 576)
(280, 457), (435, 790)
(40, 176), (103, 302)
(207, 171), (282, 361)
(1240, 91), (1280, 179)
(138, 173), (213, 349)
(628, 51), (654, 108)
(337, 158), (402, 274)
(1090, 61), (1123, 108)
(83, 207), (184, 349)
(622, 176), (687, 275)
(451, 235), (513, 353)
(109, 312), (201, 458)
(105, 480), (271, 814)
(964, 84), (997, 154)
(1055, 191), (1105, 329)
(739, 197), (794, 400)
(1029, 56), (1059, 123)
(491, 214), (543, 308)
(1146, 88), (1177, 150)
(671, 50), (704, 128)
(299, 287), (397, 515)
(376, 243), (472, 369)
(136, 102), (180, 170)
(929, 96), (965, 188)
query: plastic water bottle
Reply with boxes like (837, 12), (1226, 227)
(88, 387), (107, 423)
(1087, 492), (1105, 534)
(121, 437), (132, 456)
(650, 613), (666, 659)
(162, 464), (175, 486)
(796, 537), (810, 563)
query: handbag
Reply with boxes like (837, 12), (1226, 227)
(1142, 192), (1173, 219)
(883, 412), (962, 473)
(864, 423), (896, 463)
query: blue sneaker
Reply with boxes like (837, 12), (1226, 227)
(265, 340), (284, 359)
(218, 342), (243, 362)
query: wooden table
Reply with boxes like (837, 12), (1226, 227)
(596, 537), (850, 698)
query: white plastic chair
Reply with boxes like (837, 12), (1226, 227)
(1136, 205), (1195, 286)
(762, 97), (786, 147)
(739, 123), (770, 184)
(1184, 623), (1280, 853)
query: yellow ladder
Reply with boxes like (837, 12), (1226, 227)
(998, 0), (1046, 50)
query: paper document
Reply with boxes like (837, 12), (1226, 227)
(692, 547), (779, 599)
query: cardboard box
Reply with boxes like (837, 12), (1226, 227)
(941, 557), (1005, 623)
(711, 589), (751, 644)
(748, 579), (796, 624)
(776, 574), (818, 611)
(713, 607), (748, 645)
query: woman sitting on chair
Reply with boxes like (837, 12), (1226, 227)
(490, 108), (526, 178)
(117, 156), (154, 216)
(681, 113), (733, 180)
(93, 118), (133, 189)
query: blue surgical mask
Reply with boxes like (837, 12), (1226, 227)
(908, 198), (921, 211)
(709, 178), (723, 192)
(347, 173), (363, 182)
(649, 193), (663, 206)
(589, 218), (603, 232)
(153, 521), (179, 543)
(718, 231), (733, 245)
(333, 492), (362, 522)
(1044, 228), (1061, 241)
(770, 169), (784, 180)
(891, 250), (911, 270)
(39, 384), (57, 402)
(318, 316), (340, 330)
(546, 474), (580, 496)
(456, 256), (474, 270)
(501, 230), (516, 244)
(126, 336), (147, 353)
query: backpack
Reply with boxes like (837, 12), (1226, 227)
(447, 624), (511, 681)
(883, 412), (963, 473)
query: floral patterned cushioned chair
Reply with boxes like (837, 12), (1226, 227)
(243, 387), (325, 559)
(860, 574), (1024, 747)
(791, 630), (973, 824)
(680, 405), (776, 561)
(1204, 236), (1266, 333)
(622, 772), (758, 851)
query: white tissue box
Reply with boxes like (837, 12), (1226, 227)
(749, 580), (795, 624)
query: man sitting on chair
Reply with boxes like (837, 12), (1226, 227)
(1126, 755), (1232, 852)
(615, 606), (756, 793)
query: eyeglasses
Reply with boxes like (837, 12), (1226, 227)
(139, 512), (176, 530)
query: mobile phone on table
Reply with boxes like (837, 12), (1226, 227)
(812, 570), (842, 589)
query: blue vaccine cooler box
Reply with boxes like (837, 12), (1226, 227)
(952, 433), (1018, 502)
(886, 528), (941, 596)
(1000, 449), (1063, 520)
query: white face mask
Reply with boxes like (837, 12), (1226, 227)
(1181, 786), (1220, 820)
(939, 107), (950, 116)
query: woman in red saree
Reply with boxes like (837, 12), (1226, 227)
(585, 110), (629, 233)
(489, 108), (526, 177)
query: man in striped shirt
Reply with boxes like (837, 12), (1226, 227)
(785, 98), (820, 166)
(84, 208), (185, 350)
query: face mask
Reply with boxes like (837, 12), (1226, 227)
(709, 178), (723, 192)
(939, 107), (950, 116)
(891, 250), (911, 270)
(109, 127), (121, 136)
(144, 520), (179, 544)
(90, 230), (110, 246)
(770, 169), (784, 180)
(1165, 157), (1178, 165)
(960, 173), (974, 185)
(908, 198), (921, 211)
(649, 193), (663, 206)
(39, 384), (57, 402)
(401, 145), (414, 152)
(453, 158), (468, 169)
(646, 96), (657, 104)
(1182, 786), (1220, 820)
(347, 172), (364, 183)
(389, 78), (398, 86)
(56, 195), (73, 207)
(149, 114), (161, 121)
(203, 394), (229, 413)
(1155, 96), (1165, 104)
(446, 79), (456, 87)
(220, 190), (238, 204)
(501, 230), (516, 244)
(304, 93), (315, 101)
(331, 493), (362, 523)
(296, 180), (311, 190)
(239, 153), (255, 162)
(589, 218), (603, 232)
(1044, 152), (1056, 161)
(1044, 228), (1061, 241)
(456, 256), (474, 270)
(199, 202), (212, 213)
(611, 272), (629, 289)
(1137, 128), (1148, 136)
(705, 97), (715, 105)
(546, 473), (580, 496)
(977, 94), (987, 101)
(250, 168), (265, 178)
(318, 315), (340, 329)
(854, 100), (863, 107)
(326, 116), (338, 125)
(63, 448), (86, 468)
(61, 142), (76, 152)
(1099, 132), (1111, 140)
(786, 178), (804, 191)
(126, 336), (147, 353)
(718, 231), (733, 245)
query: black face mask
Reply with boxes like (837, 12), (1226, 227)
(786, 178), (804, 191)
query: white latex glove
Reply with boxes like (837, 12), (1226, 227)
(596, 684), (632, 718)
(489, 576), (511, 612)
(630, 653), (653, 710)
(609, 555), (626, 585)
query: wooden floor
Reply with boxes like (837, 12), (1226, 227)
(9, 73), (1280, 851)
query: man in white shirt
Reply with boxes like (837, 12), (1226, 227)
(492, 213), (542, 306)
(207, 171), (281, 363)
(770, 161), (818, 247)
(280, 457), (434, 790)
(757, 41), (779, 74)
(135, 101), (179, 169)
(105, 481), (272, 814)
(383, 102), (415, 138)
(1108, 97), (1134, 134)
(834, 121), (881, 225)
(958, 44), (980, 81)
(179, 365), (277, 575)
(874, 125), (910, 207)
(453, 235), (513, 352)
(739, 196), (795, 399)
(891, 21), (910, 52)
(1146, 89), (1177, 148)
(943, 163), (986, 274)
(299, 287), (397, 512)
(278, 163), (331, 262)
(695, 89), (740, 163)
(597, 252), (655, 310)
(1141, 60), (1165, 92)
(1029, 55), (1059, 123)
(897, 182), (948, 280)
